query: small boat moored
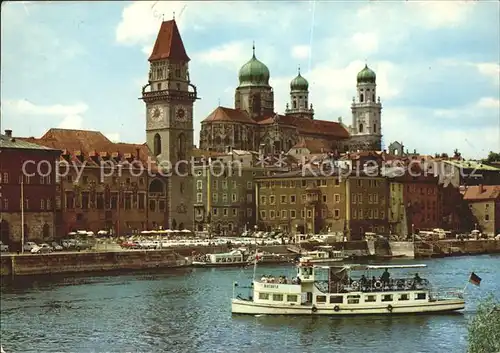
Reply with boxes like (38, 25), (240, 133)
(231, 257), (465, 315)
(193, 250), (248, 267)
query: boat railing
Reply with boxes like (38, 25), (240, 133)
(327, 277), (431, 293)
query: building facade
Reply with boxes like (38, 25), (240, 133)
(142, 19), (197, 230)
(388, 181), (407, 237)
(0, 130), (61, 249)
(198, 45), (382, 155)
(463, 185), (500, 236)
(20, 128), (170, 236)
(347, 175), (389, 240)
(256, 170), (348, 235)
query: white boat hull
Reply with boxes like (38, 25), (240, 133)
(231, 298), (465, 315)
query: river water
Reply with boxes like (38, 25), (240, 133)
(1, 255), (499, 353)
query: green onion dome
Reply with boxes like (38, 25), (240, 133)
(290, 68), (309, 91)
(357, 64), (376, 84)
(238, 44), (270, 87)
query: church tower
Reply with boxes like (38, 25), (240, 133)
(234, 44), (274, 121)
(349, 64), (382, 151)
(285, 66), (314, 119)
(142, 19), (198, 230)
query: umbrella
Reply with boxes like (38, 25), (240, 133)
(141, 230), (151, 234)
(181, 229), (191, 233)
(97, 230), (108, 235)
(165, 229), (174, 233)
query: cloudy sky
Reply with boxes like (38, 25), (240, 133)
(1, 1), (499, 159)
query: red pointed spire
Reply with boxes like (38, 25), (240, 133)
(148, 20), (190, 62)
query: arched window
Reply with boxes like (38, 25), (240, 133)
(359, 124), (364, 133)
(360, 94), (364, 103)
(177, 133), (186, 161)
(149, 179), (164, 194)
(154, 134), (161, 156)
(42, 223), (50, 239)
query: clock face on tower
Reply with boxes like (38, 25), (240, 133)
(149, 106), (164, 122)
(175, 106), (189, 122)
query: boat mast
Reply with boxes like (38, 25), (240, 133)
(21, 178), (24, 253)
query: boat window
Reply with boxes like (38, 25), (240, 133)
(259, 293), (269, 300)
(365, 295), (376, 302)
(330, 296), (343, 304)
(415, 293), (426, 300)
(273, 294), (284, 301)
(399, 294), (409, 301)
(381, 295), (393, 302)
(316, 295), (327, 303)
(287, 295), (298, 302)
(347, 295), (360, 304)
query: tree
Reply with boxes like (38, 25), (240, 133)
(468, 294), (500, 353)
(482, 151), (500, 164)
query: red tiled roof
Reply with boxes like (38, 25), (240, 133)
(202, 106), (255, 124)
(191, 147), (225, 158)
(463, 185), (500, 201)
(292, 137), (335, 153)
(19, 129), (154, 166)
(149, 20), (190, 62)
(259, 114), (349, 139)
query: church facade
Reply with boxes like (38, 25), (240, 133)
(199, 47), (383, 155)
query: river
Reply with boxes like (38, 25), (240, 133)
(1, 255), (499, 353)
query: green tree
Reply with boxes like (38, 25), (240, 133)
(468, 294), (500, 353)
(482, 151), (500, 164)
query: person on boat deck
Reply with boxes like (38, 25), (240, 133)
(381, 268), (390, 285)
(414, 273), (422, 285)
(360, 275), (367, 287)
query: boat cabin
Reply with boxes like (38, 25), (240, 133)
(207, 250), (244, 263)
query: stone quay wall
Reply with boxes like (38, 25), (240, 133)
(415, 239), (500, 257)
(1, 250), (189, 277)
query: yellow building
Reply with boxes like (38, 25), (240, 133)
(463, 185), (500, 236)
(388, 181), (407, 237)
(346, 175), (389, 240)
(256, 170), (347, 234)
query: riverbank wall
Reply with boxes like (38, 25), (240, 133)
(414, 239), (500, 258)
(0, 250), (189, 277)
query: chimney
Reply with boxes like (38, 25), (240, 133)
(5, 129), (12, 137)
(479, 184), (484, 193)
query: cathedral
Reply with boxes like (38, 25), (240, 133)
(199, 46), (383, 154)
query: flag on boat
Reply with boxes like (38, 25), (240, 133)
(469, 272), (482, 286)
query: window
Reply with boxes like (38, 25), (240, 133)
(381, 295), (393, 302)
(40, 199), (45, 210)
(197, 180), (203, 190)
(281, 210), (287, 219)
(357, 193), (363, 204)
(353, 209), (357, 219)
(322, 195), (327, 202)
(232, 193), (237, 202)
(334, 209), (340, 218)
(352, 193), (357, 204)
(365, 295), (376, 303)
(213, 180), (218, 190)
(270, 196), (276, 204)
(270, 210), (275, 219)
(247, 208), (252, 217)
(247, 181), (253, 190)
(301, 194), (307, 203)
(260, 196), (267, 205)
(260, 211), (267, 219)
(320, 180), (327, 187)
(222, 194), (228, 203)
(259, 293), (269, 300)
(316, 295), (327, 303)
(272, 294), (283, 301)
(321, 209), (326, 218)
(357, 179), (362, 187)
(223, 208), (228, 216)
(415, 293), (426, 300)
(232, 180), (237, 188)
(334, 194), (340, 203)
(374, 209), (379, 219)
(287, 295), (298, 302)
(280, 195), (287, 204)
(1, 173), (8, 183)
(347, 295), (360, 304)
(197, 193), (202, 203)
(222, 180), (228, 189)
(399, 294), (409, 301)
(213, 208), (218, 215)
(46, 199), (52, 210)
(290, 195), (296, 204)
(228, 223), (234, 231)
(212, 193), (218, 202)
(330, 296), (343, 304)
(307, 210), (312, 218)
(290, 210), (296, 218)
(232, 209), (237, 216)
(335, 178), (340, 186)
(246, 194), (252, 202)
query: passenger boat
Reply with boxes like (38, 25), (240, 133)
(301, 249), (348, 264)
(231, 257), (465, 315)
(192, 250), (248, 267)
(247, 251), (292, 264)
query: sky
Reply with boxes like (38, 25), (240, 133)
(1, 0), (499, 159)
